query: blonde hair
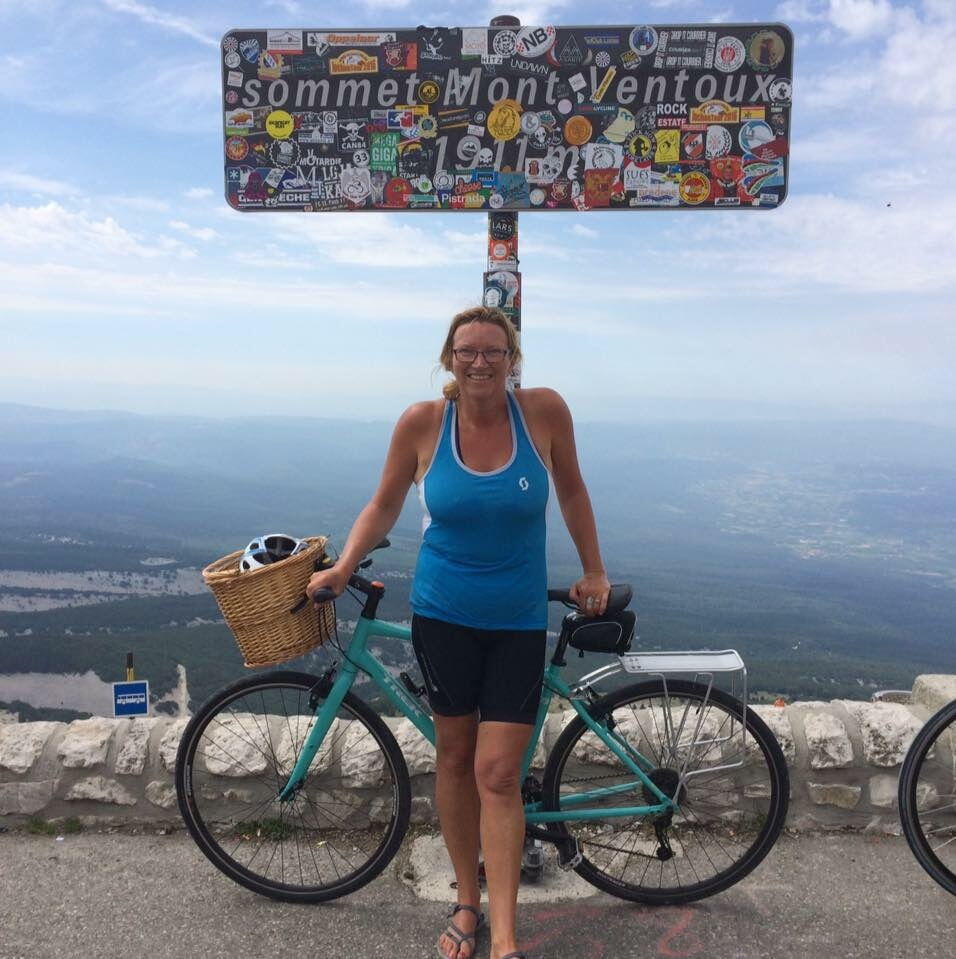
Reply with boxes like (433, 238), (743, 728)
(439, 306), (521, 400)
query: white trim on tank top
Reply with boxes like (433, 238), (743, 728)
(451, 396), (518, 476)
(509, 390), (552, 475)
(415, 401), (450, 536)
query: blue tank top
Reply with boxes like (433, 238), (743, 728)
(410, 391), (550, 630)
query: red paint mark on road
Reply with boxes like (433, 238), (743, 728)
(523, 901), (705, 958)
(657, 908), (702, 958)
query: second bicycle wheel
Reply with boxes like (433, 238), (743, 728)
(898, 698), (956, 895)
(542, 679), (789, 904)
(175, 670), (411, 902)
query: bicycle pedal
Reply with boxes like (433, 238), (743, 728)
(522, 841), (545, 871)
(557, 838), (582, 871)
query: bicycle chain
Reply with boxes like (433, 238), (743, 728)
(557, 774), (674, 864)
(562, 771), (641, 785)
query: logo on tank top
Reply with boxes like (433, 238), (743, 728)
(518, 476), (530, 491)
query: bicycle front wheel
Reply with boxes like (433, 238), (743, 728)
(542, 679), (789, 904)
(898, 698), (956, 895)
(175, 670), (411, 902)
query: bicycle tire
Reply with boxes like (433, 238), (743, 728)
(175, 670), (411, 903)
(542, 679), (789, 905)
(898, 698), (956, 896)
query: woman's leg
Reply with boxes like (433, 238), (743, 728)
(412, 616), (486, 957)
(474, 720), (534, 959)
(435, 712), (482, 959)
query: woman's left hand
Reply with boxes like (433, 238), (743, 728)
(569, 571), (611, 617)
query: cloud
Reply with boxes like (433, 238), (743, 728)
(827, 0), (894, 38)
(0, 202), (195, 261)
(570, 224), (598, 239)
(479, 0), (570, 25)
(100, 0), (218, 47)
(881, 5), (956, 110)
(800, 62), (877, 111)
(794, 0), (956, 213)
(0, 170), (81, 197)
(0, 254), (459, 322)
(705, 8), (736, 22)
(775, 0), (827, 21)
(107, 57), (221, 133)
(790, 126), (886, 166)
(169, 220), (220, 241)
(260, 212), (486, 268)
(184, 187), (214, 200)
(265, 0), (306, 14)
(686, 192), (956, 295)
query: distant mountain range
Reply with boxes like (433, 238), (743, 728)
(2, 401), (955, 716)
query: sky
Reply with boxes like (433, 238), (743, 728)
(1, 0), (955, 423)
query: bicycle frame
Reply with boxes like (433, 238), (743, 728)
(278, 612), (676, 819)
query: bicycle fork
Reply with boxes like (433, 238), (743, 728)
(277, 664), (352, 802)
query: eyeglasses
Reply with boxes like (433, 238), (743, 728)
(452, 348), (510, 364)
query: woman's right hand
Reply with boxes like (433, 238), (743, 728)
(306, 564), (350, 603)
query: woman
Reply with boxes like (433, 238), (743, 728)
(307, 305), (610, 959)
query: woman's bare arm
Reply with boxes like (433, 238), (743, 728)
(307, 403), (429, 598)
(542, 389), (611, 615)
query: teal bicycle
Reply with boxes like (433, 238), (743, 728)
(898, 696), (956, 895)
(175, 542), (789, 905)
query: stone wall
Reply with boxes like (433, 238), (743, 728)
(2, 674), (954, 831)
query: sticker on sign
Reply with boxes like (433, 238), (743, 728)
(221, 22), (793, 212)
(515, 26), (556, 57)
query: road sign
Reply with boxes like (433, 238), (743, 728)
(113, 681), (149, 718)
(221, 23), (792, 212)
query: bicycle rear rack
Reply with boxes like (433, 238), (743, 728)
(570, 649), (750, 794)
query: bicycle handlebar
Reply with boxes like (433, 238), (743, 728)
(310, 573), (376, 605)
(309, 539), (632, 615)
(312, 581), (633, 612)
(307, 538), (391, 605)
(548, 583), (633, 614)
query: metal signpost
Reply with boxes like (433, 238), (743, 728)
(221, 20), (793, 381)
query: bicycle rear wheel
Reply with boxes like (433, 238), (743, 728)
(542, 679), (789, 904)
(898, 698), (956, 895)
(175, 670), (411, 902)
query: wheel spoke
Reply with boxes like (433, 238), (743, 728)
(176, 676), (409, 901)
(545, 681), (787, 903)
(900, 700), (956, 894)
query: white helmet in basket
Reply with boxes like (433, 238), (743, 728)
(239, 533), (309, 572)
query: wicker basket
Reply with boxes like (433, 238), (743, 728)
(202, 535), (335, 668)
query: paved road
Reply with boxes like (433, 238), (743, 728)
(1, 830), (953, 959)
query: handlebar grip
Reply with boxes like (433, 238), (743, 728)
(310, 587), (338, 604)
(547, 583), (633, 612)
(608, 583), (633, 609)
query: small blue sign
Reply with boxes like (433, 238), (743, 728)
(113, 680), (150, 718)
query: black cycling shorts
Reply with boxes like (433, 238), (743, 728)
(411, 614), (547, 725)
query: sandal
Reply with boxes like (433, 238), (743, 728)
(500, 953), (528, 959)
(436, 904), (484, 959)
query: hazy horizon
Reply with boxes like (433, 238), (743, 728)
(5, 395), (956, 430)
